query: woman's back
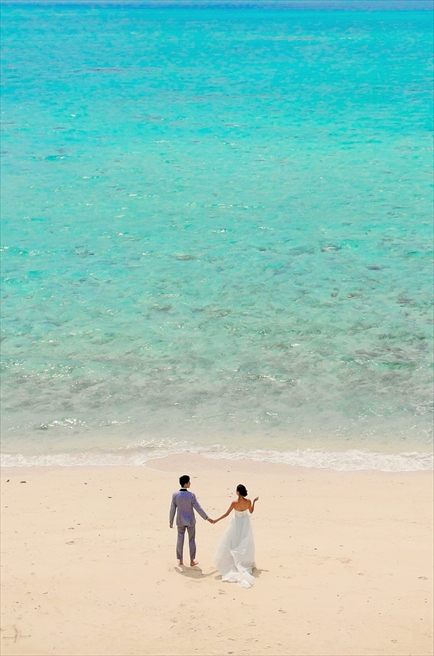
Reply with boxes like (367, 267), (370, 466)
(233, 497), (251, 511)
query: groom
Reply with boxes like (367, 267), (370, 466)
(169, 474), (213, 566)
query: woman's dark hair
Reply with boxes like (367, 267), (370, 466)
(237, 484), (248, 497)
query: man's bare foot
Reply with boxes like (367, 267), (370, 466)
(178, 560), (183, 566)
(190, 560), (199, 567)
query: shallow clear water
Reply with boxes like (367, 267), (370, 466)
(1, 4), (433, 469)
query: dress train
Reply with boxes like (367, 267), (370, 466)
(214, 509), (255, 588)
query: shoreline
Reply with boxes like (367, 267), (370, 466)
(1, 443), (433, 472)
(1, 456), (433, 655)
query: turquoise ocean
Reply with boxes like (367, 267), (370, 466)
(1, 2), (433, 470)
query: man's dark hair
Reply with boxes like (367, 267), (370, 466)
(237, 484), (248, 497)
(179, 474), (190, 487)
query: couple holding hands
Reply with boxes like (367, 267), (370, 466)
(169, 475), (259, 588)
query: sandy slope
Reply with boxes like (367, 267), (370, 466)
(1, 455), (432, 656)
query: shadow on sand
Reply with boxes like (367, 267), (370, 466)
(175, 565), (218, 580)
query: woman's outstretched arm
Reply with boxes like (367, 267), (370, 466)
(212, 502), (235, 523)
(249, 497), (259, 513)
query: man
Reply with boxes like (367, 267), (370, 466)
(169, 474), (213, 566)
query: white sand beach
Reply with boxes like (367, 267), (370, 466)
(1, 454), (433, 656)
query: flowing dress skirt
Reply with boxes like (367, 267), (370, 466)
(214, 510), (255, 588)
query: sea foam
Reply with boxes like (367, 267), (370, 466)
(1, 445), (432, 472)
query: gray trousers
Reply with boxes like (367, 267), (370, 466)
(176, 524), (196, 561)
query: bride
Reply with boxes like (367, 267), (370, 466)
(211, 484), (259, 588)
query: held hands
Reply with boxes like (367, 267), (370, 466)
(170, 520), (215, 527)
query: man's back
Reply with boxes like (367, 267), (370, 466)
(170, 489), (208, 526)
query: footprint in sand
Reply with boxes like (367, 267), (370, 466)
(1, 625), (29, 643)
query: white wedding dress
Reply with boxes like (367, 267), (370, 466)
(214, 509), (256, 588)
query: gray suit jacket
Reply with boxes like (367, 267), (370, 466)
(169, 489), (209, 527)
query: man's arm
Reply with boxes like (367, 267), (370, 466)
(192, 494), (209, 521)
(169, 494), (177, 527)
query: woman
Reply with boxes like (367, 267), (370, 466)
(212, 484), (259, 588)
